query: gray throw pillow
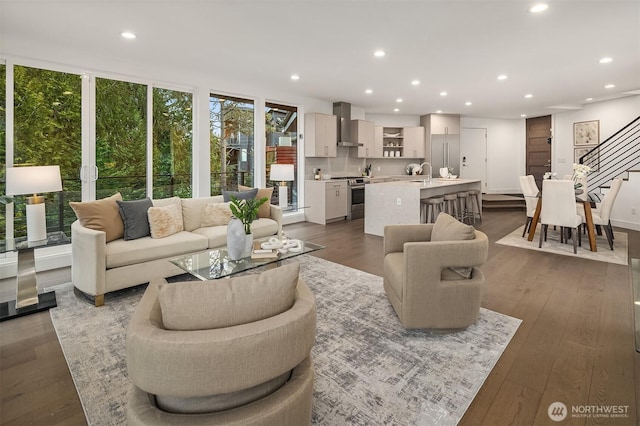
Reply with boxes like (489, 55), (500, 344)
(117, 198), (153, 240)
(222, 188), (258, 202)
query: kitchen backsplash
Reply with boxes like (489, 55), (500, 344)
(305, 147), (415, 179)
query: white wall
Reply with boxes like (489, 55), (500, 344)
(552, 95), (640, 230)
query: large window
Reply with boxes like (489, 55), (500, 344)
(266, 102), (298, 209)
(0, 63), (5, 241)
(209, 94), (254, 194)
(152, 88), (193, 199)
(13, 65), (82, 237)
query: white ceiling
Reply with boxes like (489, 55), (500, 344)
(1, 0), (639, 119)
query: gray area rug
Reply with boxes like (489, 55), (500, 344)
(496, 224), (628, 265)
(49, 255), (521, 426)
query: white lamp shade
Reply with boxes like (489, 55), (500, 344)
(270, 164), (294, 182)
(6, 165), (63, 195)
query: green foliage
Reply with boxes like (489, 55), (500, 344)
(229, 195), (268, 234)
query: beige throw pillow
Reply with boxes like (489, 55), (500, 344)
(431, 212), (476, 242)
(201, 202), (233, 227)
(158, 262), (300, 331)
(70, 193), (124, 242)
(147, 203), (184, 238)
(238, 185), (273, 218)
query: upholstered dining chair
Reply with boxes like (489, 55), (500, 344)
(519, 175), (539, 237)
(577, 178), (622, 250)
(383, 213), (489, 331)
(539, 179), (583, 254)
(526, 174), (539, 196)
(563, 174), (588, 201)
(126, 262), (316, 425)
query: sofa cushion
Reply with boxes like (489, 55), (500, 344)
(222, 188), (258, 202)
(148, 203), (184, 238)
(238, 185), (274, 218)
(181, 196), (225, 232)
(70, 193), (124, 242)
(152, 197), (181, 208)
(117, 198), (152, 241)
(157, 262), (300, 331)
(106, 231), (208, 269)
(431, 212), (475, 242)
(201, 202), (233, 227)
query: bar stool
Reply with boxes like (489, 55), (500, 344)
(457, 191), (470, 223)
(467, 189), (482, 224)
(443, 193), (459, 219)
(421, 196), (444, 223)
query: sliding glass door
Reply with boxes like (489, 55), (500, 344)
(265, 102), (298, 209)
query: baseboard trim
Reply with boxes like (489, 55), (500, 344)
(611, 219), (640, 231)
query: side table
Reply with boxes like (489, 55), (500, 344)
(0, 231), (70, 321)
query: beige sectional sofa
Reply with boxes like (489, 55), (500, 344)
(71, 195), (283, 306)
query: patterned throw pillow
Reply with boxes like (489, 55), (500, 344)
(147, 203), (184, 238)
(201, 202), (233, 227)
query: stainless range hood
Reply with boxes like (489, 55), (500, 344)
(333, 101), (363, 147)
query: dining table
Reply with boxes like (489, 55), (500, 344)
(526, 192), (597, 252)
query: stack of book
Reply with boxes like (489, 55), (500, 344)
(250, 241), (279, 260)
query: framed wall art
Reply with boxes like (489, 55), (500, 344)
(574, 147), (599, 171)
(573, 120), (599, 146)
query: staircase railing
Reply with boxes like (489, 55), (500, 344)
(580, 115), (640, 193)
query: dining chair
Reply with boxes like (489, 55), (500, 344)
(526, 174), (539, 195)
(539, 179), (583, 254)
(563, 174), (588, 201)
(519, 176), (538, 237)
(577, 178), (622, 250)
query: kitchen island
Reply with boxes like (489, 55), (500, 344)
(364, 178), (482, 236)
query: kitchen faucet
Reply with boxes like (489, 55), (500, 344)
(419, 162), (432, 182)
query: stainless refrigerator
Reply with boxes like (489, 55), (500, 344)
(431, 133), (460, 176)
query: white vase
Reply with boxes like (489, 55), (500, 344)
(226, 218), (245, 260)
(243, 233), (254, 258)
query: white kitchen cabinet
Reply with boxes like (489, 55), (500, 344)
(402, 126), (425, 158)
(305, 113), (337, 157)
(422, 114), (460, 135)
(304, 180), (348, 224)
(353, 120), (378, 158)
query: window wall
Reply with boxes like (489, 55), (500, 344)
(266, 102), (298, 210)
(0, 63), (6, 242)
(209, 94), (254, 194)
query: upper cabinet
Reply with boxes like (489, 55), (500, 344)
(403, 126), (425, 158)
(353, 120), (378, 158)
(305, 113), (337, 157)
(421, 114), (460, 135)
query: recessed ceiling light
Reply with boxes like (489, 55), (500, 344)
(524, 94), (533, 98)
(393, 108), (400, 112)
(465, 102), (472, 106)
(411, 80), (420, 86)
(436, 110), (442, 114)
(374, 50), (386, 58)
(121, 31), (136, 39)
(365, 89), (373, 94)
(530, 4), (548, 13)
(604, 83), (615, 89)
(585, 97), (593, 101)
(521, 114), (527, 117)
(440, 91), (447, 97)
(599, 57), (613, 64)
(497, 74), (508, 81)
(290, 74), (300, 81)
(396, 98), (403, 103)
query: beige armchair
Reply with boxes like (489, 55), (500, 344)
(383, 222), (489, 330)
(126, 263), (316, 425)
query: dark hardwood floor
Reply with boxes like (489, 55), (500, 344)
(1, 210), (638, 425)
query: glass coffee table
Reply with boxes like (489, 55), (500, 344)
(170, 239), (324, 281)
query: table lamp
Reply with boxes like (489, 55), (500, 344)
(269, 164), (294, 209)
(6, 165), (63, 242)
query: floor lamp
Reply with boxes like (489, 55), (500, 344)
(6, 165), (63, 242)
(270, 164), (294, 209)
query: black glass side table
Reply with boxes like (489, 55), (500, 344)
(0, 231), (70, 321)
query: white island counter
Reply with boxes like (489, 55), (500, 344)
(364, 178), (482, 236)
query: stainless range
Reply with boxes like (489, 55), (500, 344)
(331, 176), (368, 220)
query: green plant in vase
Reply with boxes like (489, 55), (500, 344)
(229, 195), (269, 234)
